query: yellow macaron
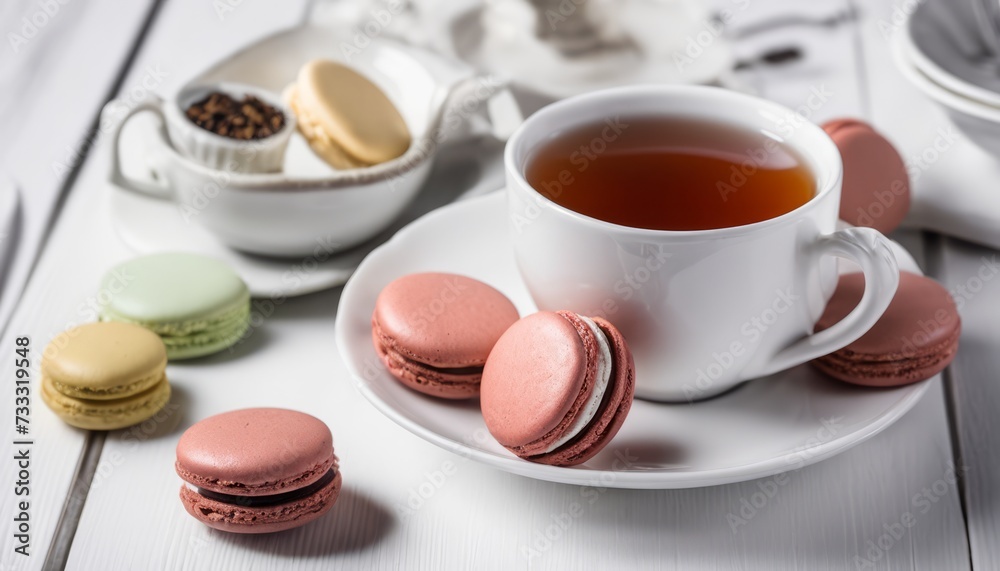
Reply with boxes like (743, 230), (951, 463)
(284, 59), (411, 169)
(40, 322), (171, 430)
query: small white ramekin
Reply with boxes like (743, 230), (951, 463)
(164, 82), (295, 174)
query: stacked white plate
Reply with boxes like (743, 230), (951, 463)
(896, 0), (1000, 156)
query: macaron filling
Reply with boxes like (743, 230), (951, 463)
(103, 300), (249, 336)
(42, 375), (171, 416)
(50, 368), (165, 400)
(372, 316), (487, 378)
(386, 350), (483, 377)
(186, 467), (338, 508)
(543, 315), (612, 454)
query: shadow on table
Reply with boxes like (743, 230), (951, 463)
(216, 486), (394, 556)
(168, 284), (342, 365)
(104, 383), (192, 441)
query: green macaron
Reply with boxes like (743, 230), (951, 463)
(100, 252), (251, 359)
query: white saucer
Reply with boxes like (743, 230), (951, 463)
(335, 192), (932, 488)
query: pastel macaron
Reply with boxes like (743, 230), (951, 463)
(372, 272), (520, 399)
(284, 59), (411, 169)
(176, 408), (342, 534)
(481, 311), (636, 466)
(812, 271), (960, 387)
(100, 252), (251, 360)
(40, 322), (171, 430)
(822, 118), (910, 234)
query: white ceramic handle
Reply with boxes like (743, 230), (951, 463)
(433, 75), (523, 144)
(106, 96), (174, 200)
(754, 226), (900, 377)
(484, 86), (523, 141)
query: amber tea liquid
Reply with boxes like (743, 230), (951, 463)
(524, 116), (816, 231)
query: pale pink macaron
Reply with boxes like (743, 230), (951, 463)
(372, 272), (520, 399)
(481, 311), (635, 467)
(175, 408), (341, 533)
(822, 118), (910, 234)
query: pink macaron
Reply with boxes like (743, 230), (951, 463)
(175, 408), (341, 533)
(481, 310), (635, 467)
(372, 272), (520, 399)
(822, 118), (910, 234)
(811, 271), (960, 387)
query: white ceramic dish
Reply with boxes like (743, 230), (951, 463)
(110, 122), (508, 297)
(894, 34), (1000, 158)
(903, 0), (1000, 108)
(335, 192), (932, 489)
(445, 4), (735, 103)
(106, 26), (520, 258)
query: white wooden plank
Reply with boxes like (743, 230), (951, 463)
(861, 6), (1000, 559)
(0, 0), (156, 330)
(61, 1), (969, 570)
(858, 0), (994, 567)
(935, 238), (1000, 569)
(0, 1), (156, 569)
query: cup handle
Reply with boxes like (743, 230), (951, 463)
(753, 227), (900, 377)
(484, 85), (523, 142)
(106, 96), (174, 200)
(431, 75), (524, 144)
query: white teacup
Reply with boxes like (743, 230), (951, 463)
(505, 86), (900, 402)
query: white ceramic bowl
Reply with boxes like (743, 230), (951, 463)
(116, 120), (435, 258)
(165, 82), (295, 173)
(895, 34), (1000, 158)
(902, 0), (1000, 108)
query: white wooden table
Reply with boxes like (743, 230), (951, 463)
(0, 0), (993, 569)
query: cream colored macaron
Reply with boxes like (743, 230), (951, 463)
(40, 322), (171, 430)
(284, 59), (411, 169)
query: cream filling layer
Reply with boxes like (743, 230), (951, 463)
(545, 316), (612, 453)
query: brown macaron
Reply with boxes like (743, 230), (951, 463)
(812, 271), (960, 387)
(823, 118), (910, 234)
